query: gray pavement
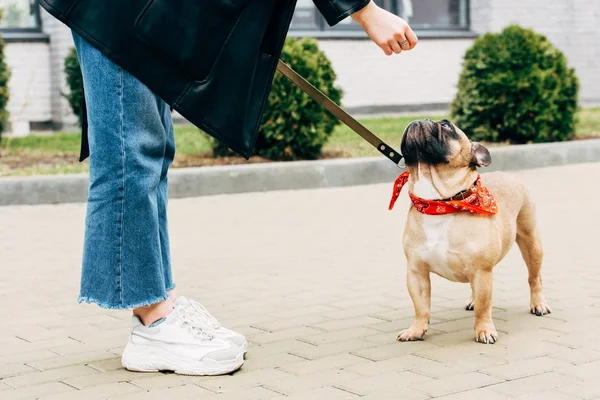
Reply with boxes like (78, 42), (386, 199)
(1, 162), (599, 399)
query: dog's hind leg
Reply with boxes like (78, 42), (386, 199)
(398, 263), (431, 342)
(465, 281), (475, 311)
(516, 199), (551, 316)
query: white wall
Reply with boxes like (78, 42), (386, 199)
(4, 41), (52, 125)
(318, 38), (474, 111)
(41, 9), (77, 129)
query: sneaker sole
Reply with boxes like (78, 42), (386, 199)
(122, 343), (244, 376)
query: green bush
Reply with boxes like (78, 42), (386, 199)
(213, 37), (342, 160)
(0, 11), (11, 139)
(451, 25), (579, 144)
(64, 47), (84, 126)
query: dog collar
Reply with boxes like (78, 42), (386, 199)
(388, 171), (499, 215)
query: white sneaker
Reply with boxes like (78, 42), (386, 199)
(175, 296), (248, 355)
(121, 303), (244, 375)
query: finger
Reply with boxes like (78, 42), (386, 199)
(405, 27), (418, 49)
(390, 40), (402, 54)
(380, 43), (393, 56)
(394, 33), (410, 50)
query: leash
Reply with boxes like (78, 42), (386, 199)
(276, 60), (404, 167)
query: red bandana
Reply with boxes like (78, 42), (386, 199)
(388, 171), (498, 215)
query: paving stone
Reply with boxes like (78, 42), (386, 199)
(359, 387), (432, 400)
(197, 368), (293, 393)
(25, 351), (117, 371)
(128, 372), (208, 391)
(482, 356), (573, 380)
(434, 387), (511, 400)
(249, 327), (324, 345)
(351, 342), (440, 361)
(284, 386), (360, 400)
(557, 383), (600, 400)
(206, 386), (286, 400)
(0, 363), (37, 379)
(278, 353), (368, 375)
(299, 327), (382, 346)
(261, 370), (363, 395)
(0, 382), (76, 400)
(2, 365), (98, 388)
(39, 382), (142, 400)
(412, 371), (505, 397)
(335, 370), (434, 396)
(487, 372), (583, 397)
(517, 390), (584, 400)
(241, 352), (306, 371)
(62, 369), (138, 389)
(309, 316), (388, 332)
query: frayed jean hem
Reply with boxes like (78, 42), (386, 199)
(78, 293), (170, 310)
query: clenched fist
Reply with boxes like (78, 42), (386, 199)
(351, 1), (418, 56)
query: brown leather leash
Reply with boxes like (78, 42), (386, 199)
(276, 60), (404, 166)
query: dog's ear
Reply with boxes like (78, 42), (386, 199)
(471, 142), (491, 167)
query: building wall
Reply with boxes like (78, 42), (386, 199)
(318, 0), (600, 112)
(40, 10), (77, 129)
(318, 38), (474, 112)
(4, 42), (52, 125)
(4, 1), (598, 134)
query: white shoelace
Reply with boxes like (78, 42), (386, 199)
(177, 305), (216, 341)
(189, 300), (221, 330)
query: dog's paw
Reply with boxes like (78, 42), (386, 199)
(474, 327), (498, 344)
(465, 300), (475, 311)
(397, 327), (427, 342)
(530, 303), (552, 316)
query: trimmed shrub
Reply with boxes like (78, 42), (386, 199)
(0, 11), (10, 139)
(64, 47), (84, 126)
(213, 37), (343, 160)
(451, 24), (579, 144)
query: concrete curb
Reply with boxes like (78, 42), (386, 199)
(2, 139), (600, 206)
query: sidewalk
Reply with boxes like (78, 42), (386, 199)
(0, 163), (599, 399)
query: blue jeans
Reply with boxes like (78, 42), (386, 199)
(73, 33), (176, 309)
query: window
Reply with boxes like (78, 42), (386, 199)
(0, 0), (41, 31)
(402, 0), (469, 30)
(289, 0), (469, 34)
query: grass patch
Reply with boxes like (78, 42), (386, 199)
(324, 115), (440, 158)
(1, 109), (599, 176)
(575, 107), (600, 138)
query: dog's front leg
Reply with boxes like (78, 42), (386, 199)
(398, 264), (431, 342)
(472, 269), (498, 344)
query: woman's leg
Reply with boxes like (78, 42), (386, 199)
(73, 32), (174, 311)
(158, 104), (176, 293)
(73, 32), (244, 375)
(133, 102), (178, 325)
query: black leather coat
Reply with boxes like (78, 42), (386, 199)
(38, 0), (370, 160)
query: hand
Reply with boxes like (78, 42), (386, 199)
(351, 1), (418, 56)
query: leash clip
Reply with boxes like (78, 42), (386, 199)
(397, 157), (406, 169)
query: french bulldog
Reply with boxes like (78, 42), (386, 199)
(394, 119), (551, 344)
